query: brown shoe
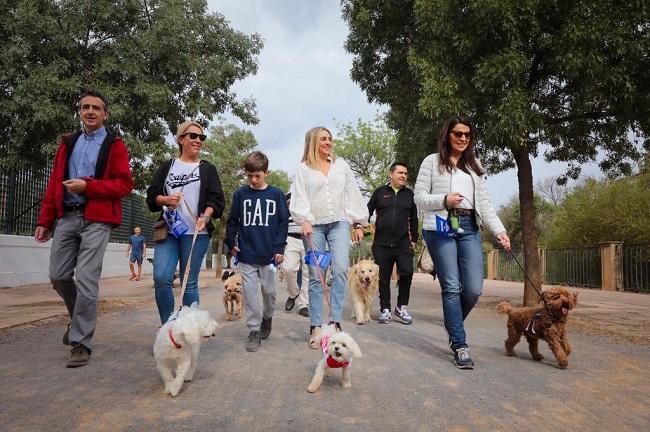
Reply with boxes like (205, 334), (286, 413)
(308, 326), (320, 350)
(67, 344), (91, 368)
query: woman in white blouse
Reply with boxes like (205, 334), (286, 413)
(414, 116), (510, 369)
(290, 126), (368, 348)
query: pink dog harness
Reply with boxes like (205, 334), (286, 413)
(321, 334), (349, 368)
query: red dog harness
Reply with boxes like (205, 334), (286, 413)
(321, 334), (349, 368)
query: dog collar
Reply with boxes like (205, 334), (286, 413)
(168, 328), (182, 349)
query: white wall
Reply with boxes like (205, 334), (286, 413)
(0, 234), (154, 288)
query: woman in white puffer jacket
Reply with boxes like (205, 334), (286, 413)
(414, 116), (511, 370)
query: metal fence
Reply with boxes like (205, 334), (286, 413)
(496, 250), (525, 281)
(623, 244), (650, 293)
(544, 247), (601, 288)
(494, 247), (601, 289)
(1, 165), (155, 244)
(0, 165), (51, 235)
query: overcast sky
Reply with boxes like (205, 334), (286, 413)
(208, 0), (601, 207)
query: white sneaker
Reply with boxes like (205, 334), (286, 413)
(393, 305), (413, 325)
(378, 308), (392, 324)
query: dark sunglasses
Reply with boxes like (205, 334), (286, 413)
(182, 132), (207, 142)
(450, 131), (471, 139)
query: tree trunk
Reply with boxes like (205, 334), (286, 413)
(512, 145), (542, 306)
(215, 227), (225, 277)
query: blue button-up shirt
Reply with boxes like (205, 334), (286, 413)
(64, 126), (107, 205)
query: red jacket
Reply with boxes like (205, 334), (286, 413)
(37, 131), (134, 230)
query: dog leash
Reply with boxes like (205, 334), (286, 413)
(168, 194), (201, 322)
(505, 249), (552, 317)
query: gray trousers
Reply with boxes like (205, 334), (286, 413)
(239, 262), (277, 331)
(49, 211), (111, 350)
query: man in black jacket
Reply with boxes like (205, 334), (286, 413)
(367, 162), (419, 324)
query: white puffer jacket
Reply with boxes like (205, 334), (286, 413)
(414, 153), (506, 236)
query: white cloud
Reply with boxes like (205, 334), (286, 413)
(207, 0), (385, 178)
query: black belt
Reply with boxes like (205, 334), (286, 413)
(450, 208), (474, 216)
(63, 203), (85, 212)
(287, 233), (302, 240)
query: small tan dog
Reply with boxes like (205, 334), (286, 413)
(348, 259), (379, 324)
(222, 270), (244, 321)
(307, 324), (362, 393)
(497, 287), (578, 369)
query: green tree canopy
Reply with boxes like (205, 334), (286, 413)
(266, 169), (291, 194)
(0, 0), (262, 189)
(545, 173), (650, 247)
(335, 115), (396, 196)
(342, 0), (649, 304)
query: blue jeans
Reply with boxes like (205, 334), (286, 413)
(303, 221), (350, 327)
(153, 233), (210, 324)
(423, 215), (484, 350)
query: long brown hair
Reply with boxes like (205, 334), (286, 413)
(437, 116), (484, 176)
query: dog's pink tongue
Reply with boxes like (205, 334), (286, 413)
(562, 307), (568, 314)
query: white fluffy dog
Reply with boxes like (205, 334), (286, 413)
(153, 304), (218, 397)
(307, 324), (362, 393)
(348, 259), (379, 324)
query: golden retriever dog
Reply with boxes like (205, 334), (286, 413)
(222, 270), (244, 321)
(348, 259), (379, 325)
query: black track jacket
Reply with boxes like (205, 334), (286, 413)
(367, 184), (419, 247)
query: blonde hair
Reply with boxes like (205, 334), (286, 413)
(175, 121), (204, 156)
(301, 127), (335, 169)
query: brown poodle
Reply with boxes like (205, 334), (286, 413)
(496, 287), (578, 369)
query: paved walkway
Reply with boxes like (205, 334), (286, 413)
(0, 272), (648, 431)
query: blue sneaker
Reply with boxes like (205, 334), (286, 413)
(378, 308), (392, 324)
(453, 347), (475, 369)
(393, 305), (413, 325)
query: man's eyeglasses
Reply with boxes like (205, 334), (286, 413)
(450, 131), (471, 139)
(182, 132), (207, 142)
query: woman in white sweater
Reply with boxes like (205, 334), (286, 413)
(290, 126), (368, 348)
(414, 116), (511, 369)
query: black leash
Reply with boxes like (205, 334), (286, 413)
(505, 249), (552, 316)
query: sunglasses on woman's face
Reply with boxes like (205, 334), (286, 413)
(450, 131), (471, 139)
(182, 132), (207, 142)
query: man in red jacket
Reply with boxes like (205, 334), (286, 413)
(34, 91), (133, 368)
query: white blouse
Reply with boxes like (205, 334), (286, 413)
(290, 159), (369, 226)
(450, 168), (476, 209)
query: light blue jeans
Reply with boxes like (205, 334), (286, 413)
(153, 233), (210, 324)
(303, 221), (350, 327)
(423, 215), (483, 350)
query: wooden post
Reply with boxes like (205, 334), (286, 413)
(599, 242), (623, 291)
(486, 249), (497, 280)
(538, 247), (547, 283)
